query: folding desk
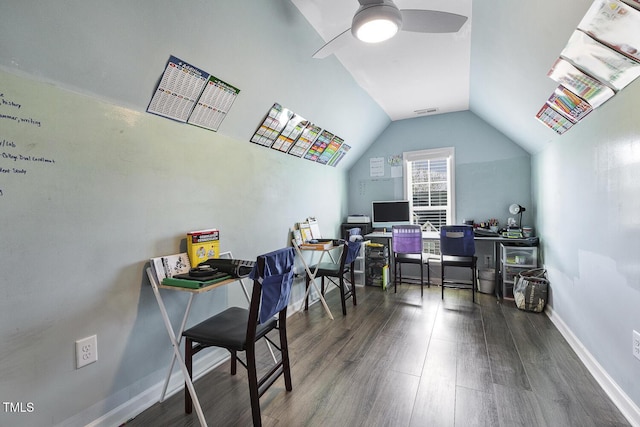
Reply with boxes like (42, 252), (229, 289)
(291, 239), (341, 320)
(365, 231), (538, 298)
(146, 251), (265, 427)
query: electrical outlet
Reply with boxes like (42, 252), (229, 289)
(633, 330), (640, 361)
(76, 335), (98, 368)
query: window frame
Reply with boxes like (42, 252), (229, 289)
(403, 147), (455, 253)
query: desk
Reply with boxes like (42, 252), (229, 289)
(365, 231), (538, 298)
(291, 239), (341, 320)
(146, 251), (257, 427)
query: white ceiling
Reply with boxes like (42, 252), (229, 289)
(291, 0), (473, 121)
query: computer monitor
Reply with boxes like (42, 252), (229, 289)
(371, 200), (411, 229)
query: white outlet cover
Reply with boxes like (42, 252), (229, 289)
(76, 335), (98, 368)
(633, 330), (640, 361)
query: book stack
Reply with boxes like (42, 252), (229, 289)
(187, 228), (220, 267)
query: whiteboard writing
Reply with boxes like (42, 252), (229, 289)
(0, 92), (39, 126)
(0, 91), (55, 198)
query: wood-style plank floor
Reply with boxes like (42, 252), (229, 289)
(124, 283), (631, 427)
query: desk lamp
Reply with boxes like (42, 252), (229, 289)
(508, 204), (526, 229)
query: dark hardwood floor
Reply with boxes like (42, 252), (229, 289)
(124, 283), (631, 427)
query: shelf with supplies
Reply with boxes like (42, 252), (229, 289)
(365, 242), (390, 289)
(501, 244), (538, 299)
(352, 240), (370, 287)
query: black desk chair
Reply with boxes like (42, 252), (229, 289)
(182, 247), (295, 427)
(440, 225), (478, 302)
(392, 224), (429, 296)
(305, 240), (362, 315)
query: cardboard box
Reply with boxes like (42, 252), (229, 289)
(187, 228), (220, 267)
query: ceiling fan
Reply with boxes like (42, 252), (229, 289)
(312, 0), (468, 59)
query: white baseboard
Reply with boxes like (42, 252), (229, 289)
(81, 294), (316, 427)
(545, 306), (640, 427)
(81, 348), (228, 427)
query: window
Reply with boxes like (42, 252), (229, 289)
(403, 147), (455, 254)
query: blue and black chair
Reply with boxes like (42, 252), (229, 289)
(440, 225), (478, 302)
(182, 247), (295, 427)
(392, 224), (429, 296)
(305, 240), (362, 315)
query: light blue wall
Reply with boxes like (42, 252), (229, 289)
(533, 81), (640, 410)
(467, 0), (640, 420)
(348, 110), (531, 228)
(0, 1), (388, 426)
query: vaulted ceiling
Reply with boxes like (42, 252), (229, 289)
(292, 0), (605, 154)
(292, 0), (472, 121)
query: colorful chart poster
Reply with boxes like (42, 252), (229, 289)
(188, 76), (240, 131)
(578, 0), (640, 63)
(250, 103), (293, 147)
(560, 30), (640, 90)
(316, 135), (343, 164)
(248, 102), (348, 166)
(271, 115), (307, 153)
(546, 85), (593, 123)
(288, 123), (321, 157)
(547, 58), (615, 108)
(304, 130), (332, 161)
(147, 56), (209, 122)
(536, 104), (574, 134)
(328, 143), (351, 167)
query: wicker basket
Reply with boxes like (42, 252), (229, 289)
(514, 268), (548, 312)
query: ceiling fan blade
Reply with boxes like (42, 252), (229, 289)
(400, 10), (468, 33)
(312, 28), (353, 59)
(358, 0), (385, 5)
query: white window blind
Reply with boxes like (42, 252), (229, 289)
(403, 147), (455, 254)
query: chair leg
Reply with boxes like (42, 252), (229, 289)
(246, 342), (262, 427)
(304, 275), (310, 310)
(279, 313), (293, 391)
(472, 264), (477, 303)
(184, 338), (194, 414)
(420, 261), (424, 297)
(339, 277), (347, 315)
(351, 267), (357, 306)
(230, 350), (237, 375)
(394, 260), (398, 293)
(441, 264), (445, 299)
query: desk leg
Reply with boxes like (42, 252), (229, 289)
(292, 241), (334, 320)
(159, 293), (195, 401)
(494, 242), (501, 300)
(147, 268), (208, 427)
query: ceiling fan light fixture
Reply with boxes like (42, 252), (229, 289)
(351, 3), (402, 43)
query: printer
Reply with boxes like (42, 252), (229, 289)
(347, 214), (371, 223)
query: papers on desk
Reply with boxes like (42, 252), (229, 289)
(299, 240), (333, 250)
(308, 217), (322, 239)
(149, 253), (191, 283)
